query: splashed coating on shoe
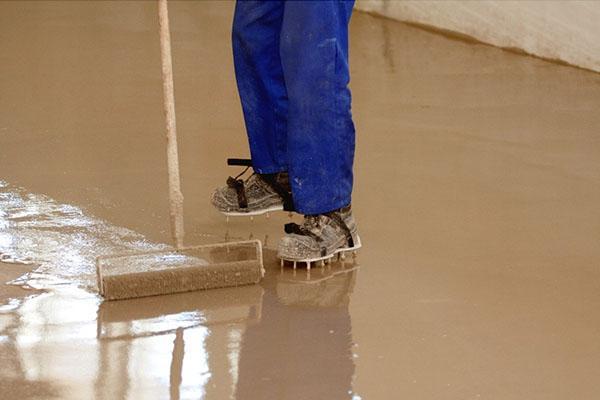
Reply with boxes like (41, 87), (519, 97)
(211, 172), (292, 215)
(278, 206), (360, 262)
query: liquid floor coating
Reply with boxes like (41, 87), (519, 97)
(1, 1), (600, 399)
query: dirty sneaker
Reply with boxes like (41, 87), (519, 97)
(277, 205), (361, 266)
(211, 160), (294, 216)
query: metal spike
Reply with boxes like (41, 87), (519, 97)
(340, 252), (346, 261)
(250, 216), (254, 222)
(293, 261), (297, 270)
(318, 260), (325, 267)
(266, 212), (270, 219)
(226, 216), (230, 223)
(280, 259), (284, 267)
(307, 261), (311, 271)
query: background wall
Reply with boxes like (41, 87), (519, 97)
(354, 0), (600, 73)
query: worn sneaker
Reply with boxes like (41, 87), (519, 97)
(277, 205), (361, 266)
(211, 161), (294, 216)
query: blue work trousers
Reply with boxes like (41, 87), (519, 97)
(232, 0), (355, 215)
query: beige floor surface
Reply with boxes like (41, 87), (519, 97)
(1, 1), (600, 399)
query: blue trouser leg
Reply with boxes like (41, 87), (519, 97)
(232, 1), (288, 174)
(232, 1), (356, 215)
(280, 1), (355, 214)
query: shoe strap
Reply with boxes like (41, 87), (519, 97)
(325, 208), (355, 248)
(284, 222), (323, 242)
(284, 221), (328, 256)
(261, 173), (295, 211)
(227, 158), (253, 167)
(226, 176), (248, 209)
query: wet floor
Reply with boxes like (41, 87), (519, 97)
(1, 1), (600, 399)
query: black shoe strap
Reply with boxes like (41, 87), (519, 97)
(227, 158), (253, 167)
(226, 176), (248, 209)
(261, 173), (295, 212)
(325, 208), (355, 248)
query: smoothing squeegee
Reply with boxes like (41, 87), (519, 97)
(97, 240), (264, 301)
(95, 0), (264, 301)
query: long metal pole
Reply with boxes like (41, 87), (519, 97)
(158, 0), (184, 248)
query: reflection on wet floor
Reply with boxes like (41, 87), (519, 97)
(2, 0), (600, 399)
(0, 180), (167, 290)
(1, 250), (358, 399)
(0, 180), (357, 397)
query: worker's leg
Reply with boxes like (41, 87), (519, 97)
(280, 0), (356, 215)
(232, 0), (288, 174)
(211, 1), (291, 216)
